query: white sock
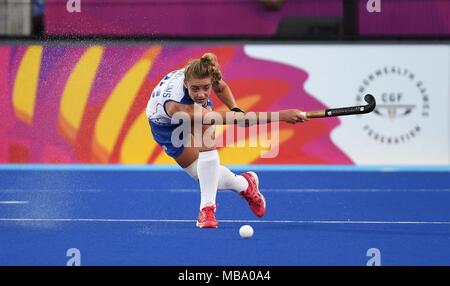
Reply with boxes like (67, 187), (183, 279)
(183, 161), (199, 181)
(197, 150), (220, 210)
(217, 165), (248, 193)
(183, 160), (248, 193)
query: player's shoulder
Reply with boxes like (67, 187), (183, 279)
(170, 68), (185, 79)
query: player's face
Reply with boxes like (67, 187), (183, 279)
(185, 77), (213, 105)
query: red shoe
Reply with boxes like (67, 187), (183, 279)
(196, 205), (218, 228)
(240, 172), (266, 217)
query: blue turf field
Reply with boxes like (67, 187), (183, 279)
(0, 165), (450, 266)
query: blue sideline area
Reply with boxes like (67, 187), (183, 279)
(0, 165), (450, 266)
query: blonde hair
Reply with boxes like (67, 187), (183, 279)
(184, 54), (222, 86)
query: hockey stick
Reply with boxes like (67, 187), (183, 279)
(302, 94), (376, 118)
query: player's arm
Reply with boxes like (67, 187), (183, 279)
(165, 101), (308, 125)
(203, 52), (243, 112)
(213, 79), (242, 112)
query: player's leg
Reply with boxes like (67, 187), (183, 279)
(181, 151), (248, 193)
(206, 123), (266, 218)
(151, 118), (265, 220)
(174, 143), (219, 212)
(180, 123), (248, 194)
(195, 125), (220, 210)
(185, 158), (266, 218)
(173, 123), (220, 228)
(179, 131), (266, 218)
(149, 121), (219, 228)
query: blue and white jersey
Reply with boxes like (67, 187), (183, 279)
(146, 69), (187, 126)
(146, 69), (212, 126)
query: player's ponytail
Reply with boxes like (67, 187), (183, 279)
(185, 53), (222, 86)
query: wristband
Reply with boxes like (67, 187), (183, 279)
(231, 107), (245, 113)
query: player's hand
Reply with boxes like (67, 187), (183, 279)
(281, 109), (309, 124)
(298, 110), (309, 123)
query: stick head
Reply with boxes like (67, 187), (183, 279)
(364, 94), (376, 113)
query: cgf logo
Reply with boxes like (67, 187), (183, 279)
(366, 0), (381, 13)
(356, 66), (429, 145)
(67, 0), (81, 13)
